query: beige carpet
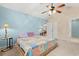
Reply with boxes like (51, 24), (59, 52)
(0, 40), (79, 56)
(47, 40), (79, 56)
(0, 46), (20, 56)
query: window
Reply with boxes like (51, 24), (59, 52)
(71, 18), (79, 38)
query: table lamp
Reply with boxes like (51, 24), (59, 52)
(4, 24), (8, 48)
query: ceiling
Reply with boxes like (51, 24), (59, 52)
(0, 3), (79, 19)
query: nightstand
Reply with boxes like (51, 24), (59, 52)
(8, 37), (13, 49)
(0, 37), (13, 52)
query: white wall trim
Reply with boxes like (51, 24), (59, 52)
(53, 22), (57, 39)
(69, 18), (72, 38)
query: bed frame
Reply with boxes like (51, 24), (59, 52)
(15, 42), (58, 56)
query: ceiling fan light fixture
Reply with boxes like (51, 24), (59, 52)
(53, 10), (56, 14)
(41, 3), (65, 16)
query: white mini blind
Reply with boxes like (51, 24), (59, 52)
(71, 19), (79, 38)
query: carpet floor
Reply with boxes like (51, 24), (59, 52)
(0, 46), (20, 56)
(0, 39), (79, 56)
(47, 40), (79, 56)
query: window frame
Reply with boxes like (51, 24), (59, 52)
(69, 17), (79, 38)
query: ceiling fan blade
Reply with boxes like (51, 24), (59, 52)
(41, 10), (48, 14)
(56, 10), (62, 13)
(57, 4), (65, 8)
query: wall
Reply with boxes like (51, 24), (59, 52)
(0, 6), (47, 37)
(0, 6), (47, 47)
(48, 6), (79, 42)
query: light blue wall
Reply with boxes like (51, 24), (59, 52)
(0, 6), (47, 36)
(0, 6), (47, 48)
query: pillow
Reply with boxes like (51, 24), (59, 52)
(27, 32), (35, 37)
(18, 32), (28, 38)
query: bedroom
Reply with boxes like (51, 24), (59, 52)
(0, 3), (57, 56)
(0, 3), (79, 56)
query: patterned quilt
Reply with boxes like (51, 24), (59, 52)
(17, 36), (56, 56)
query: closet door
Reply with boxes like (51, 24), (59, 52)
(71, 19), (79, 38)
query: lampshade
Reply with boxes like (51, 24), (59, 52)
(4, 24), (8, 28)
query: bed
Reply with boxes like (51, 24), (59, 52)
(16, 36), (57, 56)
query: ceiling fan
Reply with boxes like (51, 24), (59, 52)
(41, 3), (65, 16)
